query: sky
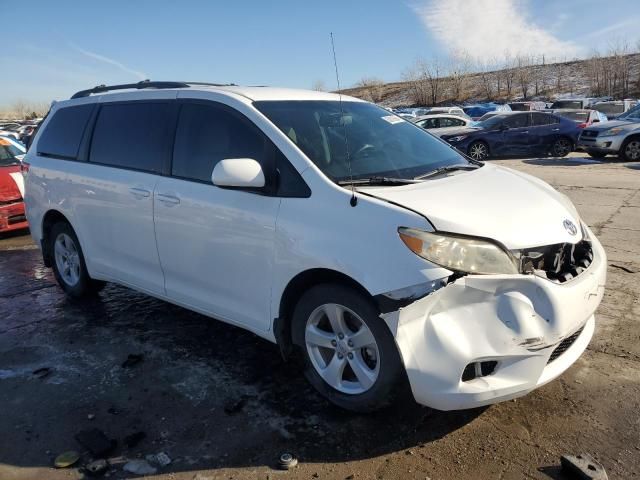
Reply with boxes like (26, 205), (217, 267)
(2, 0), (639, 106)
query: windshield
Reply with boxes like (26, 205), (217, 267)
(555, 111), (588, 122)
(619, 104), (640, 122)
(254, 101), (469, 182)
(593, 103), (624, 115)
(0, 144), (22, 166)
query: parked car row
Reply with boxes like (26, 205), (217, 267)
(0, 120), (40, 148)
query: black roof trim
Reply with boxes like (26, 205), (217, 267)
(70, 80), (240, 99)
(71, 80), (190, 99)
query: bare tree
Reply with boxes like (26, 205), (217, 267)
(515, 55), (533, 99)
(447, 50), (472, 102)
(476, 58), (495, 100)
(403, 58), (445, 105)
(311, 80), (326, 92)
(501, 52), (517, 98)
(354, 77), (385, 103)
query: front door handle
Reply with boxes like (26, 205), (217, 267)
(129, 187), (151, 199)
(552, 128), (560, 131)
(157, 193), (180, 206)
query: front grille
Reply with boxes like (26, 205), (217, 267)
(519, 239), (594, 283)
(8, 214), (26, 225)
(580, 130), (599, 139)
(547, 326), (584, 364)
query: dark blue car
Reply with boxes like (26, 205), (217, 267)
(440, 112), (580, 160)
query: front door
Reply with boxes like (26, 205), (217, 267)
(153, 101), (280, 330)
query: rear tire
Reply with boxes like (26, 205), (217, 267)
(619, 137), (640, 162)
(291, 284), (407, 412)
(50, 222), (105, 297)
(551, 137), (573, 157)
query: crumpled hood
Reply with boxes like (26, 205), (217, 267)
(362, 163), (583, 250)
(438, 126), (481, 138)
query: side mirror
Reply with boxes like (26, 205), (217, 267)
(212, 158), (265, 189)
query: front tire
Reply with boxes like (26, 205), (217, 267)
(50, 222), (104, 297)
(468, 141), (489, 161)
(619, 137), (640, 162)
(291, 284), (406, 412)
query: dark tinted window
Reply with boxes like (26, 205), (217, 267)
(37, 104), (94, 159)
(417, 118), (438, 129)
(172, 103), (269, 183)
(504, 114), (530, 128)
(440, 117), (465, 127)
(531, 112), (553, 126)
(90, 102), (174, 173)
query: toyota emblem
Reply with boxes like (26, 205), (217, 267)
(563, 219), (577, 236)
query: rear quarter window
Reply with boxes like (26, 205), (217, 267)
(37, 104), (95, 159)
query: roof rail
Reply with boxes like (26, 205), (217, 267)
(70, 80), (190, 99)
(182, 81), (237, 87)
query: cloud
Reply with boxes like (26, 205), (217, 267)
(411, 0), (582, 60)
(586, 18), (640, 39)
(69, 43), (147, 80)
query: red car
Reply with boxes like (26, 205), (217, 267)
(0, 137), (28, 233)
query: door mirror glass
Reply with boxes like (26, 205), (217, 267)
(212, 158), (265, 188)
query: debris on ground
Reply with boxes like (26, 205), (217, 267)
(146, 451), (172, 467)
(609, 263), (639, 274)
(123, 459), (157, 476)
(75, 428), (116, 458)
(54, 450), (80, 468)
(277, 452), (298, 470)
(121, 353), (144, 368)
(123, 431), (146, 449)
(32, 367), (51, 380)
(85, 458), (109, 476)
(560, 453), (608, 480)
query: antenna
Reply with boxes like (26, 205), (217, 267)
(330, 32), (357, 207)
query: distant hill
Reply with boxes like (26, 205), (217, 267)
(340, 53), (640, 107)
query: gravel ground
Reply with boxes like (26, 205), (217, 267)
(0, 153), (638, 480)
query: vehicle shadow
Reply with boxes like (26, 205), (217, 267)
(0, 249), (486, 475)
(625, 163), (640, 170)
(522, 156), (605, 167)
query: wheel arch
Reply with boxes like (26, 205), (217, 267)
(621, 134), (640, 158)
(41, 209), (72, 267)
(274, 268), (374, 360)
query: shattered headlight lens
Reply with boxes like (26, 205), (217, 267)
(398, 228), (518, 275)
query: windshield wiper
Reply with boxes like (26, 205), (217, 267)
(414, 164), (480, 180)
(337, 176), (423, 186)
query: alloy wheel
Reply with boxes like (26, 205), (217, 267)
(625, 140), (640, 161)
(305, 303), (380, 394)
(469, 142), (488, 160)
(54, 233), (81, 287)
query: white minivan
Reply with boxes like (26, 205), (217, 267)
(24, 81), (606, 412)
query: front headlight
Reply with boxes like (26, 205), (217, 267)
(601, 127), (624, 136)
(448, 135), (468, 142)
(398, 228), (518, 275)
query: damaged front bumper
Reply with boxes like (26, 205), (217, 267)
(382, 232), (607, 411)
